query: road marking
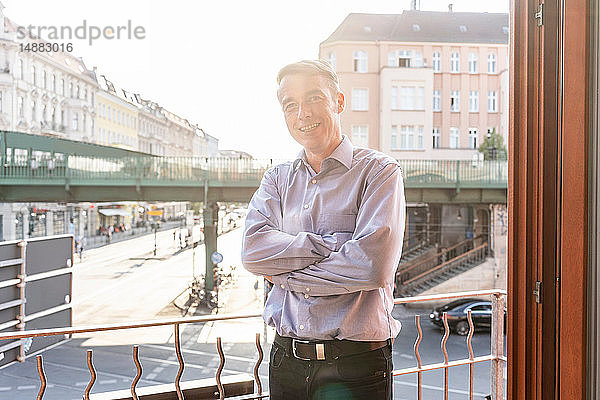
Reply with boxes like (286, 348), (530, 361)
(393, 379), (488, 396)
(75, 382), (88, 387)
(399, 353), (413, 359)
(142, 343), (259, 363)
(100, 379), (117, 384)
(147, 373), (157, 380)
(0, 387), (10, 391)
(139, 354), (267, 380)
(42, 360), (163, 385)
(17, 385), (36, 390)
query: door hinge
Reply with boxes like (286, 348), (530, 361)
(535, 3), (544, 26)
(533, 281), (542, 303)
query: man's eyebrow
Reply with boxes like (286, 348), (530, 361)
(305, 89), (325, 96)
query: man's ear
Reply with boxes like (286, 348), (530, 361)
(336, 92), (345, 113)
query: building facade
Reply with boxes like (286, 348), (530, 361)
(319, 10), (509, 160)
(96, 74), (139, 151)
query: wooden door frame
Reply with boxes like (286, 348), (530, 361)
(509, 0), (590, 398)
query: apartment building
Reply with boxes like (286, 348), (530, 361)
(96, 74), (139, 151)
(319, 10), (509, 160)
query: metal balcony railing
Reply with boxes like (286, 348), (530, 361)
(0, 289), (506, 399)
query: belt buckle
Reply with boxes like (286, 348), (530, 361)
(292, 339), (326, 361)
(292, 339), (311, 360)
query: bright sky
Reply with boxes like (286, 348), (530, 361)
(4, 0), (509, 159)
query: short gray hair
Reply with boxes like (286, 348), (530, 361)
(276, 60), (340, 94)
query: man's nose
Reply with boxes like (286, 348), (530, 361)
(297, 102), (312, 119)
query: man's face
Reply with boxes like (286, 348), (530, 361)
(278, 74), (345, 155)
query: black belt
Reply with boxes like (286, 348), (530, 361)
(274, 333), (389, 361)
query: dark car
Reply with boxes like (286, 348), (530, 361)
(429, 298), (506, 336)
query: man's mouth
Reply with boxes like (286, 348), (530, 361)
(298, 122), (320, 133)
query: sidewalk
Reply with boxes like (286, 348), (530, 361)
(84, 220), (183, 250)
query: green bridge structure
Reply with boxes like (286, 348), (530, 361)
(0, 131), (507, 291)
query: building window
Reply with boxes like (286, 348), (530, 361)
(69, 82), (73, 98)
(61, 79), (65, 95)
(417, 126), (424, 149)
(413, 52), (423, 67)
(468, 53), (478, 73)
(72, 113), (79, 131)
(389, 50), (413, 67)
(432, 52), (441, 72)
(351, 88), (368, 111)
(351, 125), (368, 147)
(353, 51), (367, 73)
(51, 74), (56, 92)
(43, 70), (47, 89)
(488, 53), (497, 73)
(0, 92), (3, 113)
(433, 90), (441, 111)
(450, 52), (460, 73)
(17, 96), (23, 118)
(391, 86), (398, 110)
(398, 86), (424, 110)
(76, 85), (80, 99)
(433, 127), (441, 148)
(450, 127), (460, 148)
(31, 101), (36, 122)
(469, 91), (479, 112)
(450, 90), (460, 112)
(488, 91), (498, 112)
(400, 86), (414, 110)
(31, 65), (36, 85)
(469, 128), (478, 149)
(415, 87), (424, 110)
(400, 125), (415, 149)
(42, 104), (47, 124)
(328, 52), (336, 70)
(487, 127), (497, 136)
(391, 125), (398, 149)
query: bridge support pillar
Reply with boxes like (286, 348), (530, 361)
(203, 202), (218, 292)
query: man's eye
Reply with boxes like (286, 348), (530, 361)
(284, 103), (298, 111)
(308, 96), (321, 102)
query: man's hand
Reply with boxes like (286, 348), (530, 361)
(264, 275), (273, 283)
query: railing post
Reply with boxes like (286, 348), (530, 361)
(455, 160), (460, 190)
(491, 292), (504, 399)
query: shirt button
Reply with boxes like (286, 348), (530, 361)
(299, 324), (304, 330)
(303, 204), (309, 209)
(304, 294), (309, 299)
(306, 288), (310, 292)
(311, 179), (317, 184)
(280, 284), (285, 289)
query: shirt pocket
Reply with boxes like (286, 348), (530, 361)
(318, 213), (357, 234)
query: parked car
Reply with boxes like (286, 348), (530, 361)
(429, 298), (506, 336)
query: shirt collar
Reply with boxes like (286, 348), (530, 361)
(292, 135), (353, 171)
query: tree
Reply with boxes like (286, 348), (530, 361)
(478, 128), (508, 160)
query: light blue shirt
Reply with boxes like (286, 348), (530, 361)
(242, 136), (405, 341)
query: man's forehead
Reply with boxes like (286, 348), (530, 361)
(278, 74), (329, 100)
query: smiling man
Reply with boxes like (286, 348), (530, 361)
(242, 60), (406, 399)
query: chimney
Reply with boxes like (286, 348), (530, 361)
(448, 3), (453, 12)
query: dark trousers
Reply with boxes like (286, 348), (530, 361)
(269, 337), (393, 400)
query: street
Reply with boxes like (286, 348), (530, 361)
(0, 225), (505, 399)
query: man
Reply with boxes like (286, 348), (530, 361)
(242, 60), (405, 400)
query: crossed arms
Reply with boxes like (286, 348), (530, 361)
(241, 163), (406, 296)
